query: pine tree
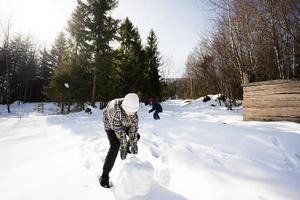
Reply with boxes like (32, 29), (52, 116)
(45, 39), (92, 113)
(0, 25), (45, 105)
(10, 35), (39, 102)
(44, 2), (96, 112)
(38, 48), (53, 100)
(44, 61), (73, 114)
(73, 0), (119, 106)
(114, 18), (146, 99)
(145, 29), (161, 99)
(50, 32), (67, 68)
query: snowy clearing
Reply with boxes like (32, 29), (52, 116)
(1, 96), (300, 200)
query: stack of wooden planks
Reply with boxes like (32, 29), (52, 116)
(242, 80), (300, 123)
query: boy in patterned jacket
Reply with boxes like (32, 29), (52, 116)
(99, 93), (140, 188)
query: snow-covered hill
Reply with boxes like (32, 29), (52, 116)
(1, 96), (300, 200)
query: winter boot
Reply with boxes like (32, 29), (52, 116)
(99, 175), (112, 188)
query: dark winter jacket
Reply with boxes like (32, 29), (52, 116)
(149, 101), (162, 113)
(102, 98), (139, 149)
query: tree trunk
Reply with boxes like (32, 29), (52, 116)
(60, 103), (64, 114)
(190, 78), (193, 99)
(67, 103), (71, 114)
(91, 72), (96, 107)
(292, 45), (295, 78)
(7, 103), (11, 113)
(5, 68), (11, 113)
(226, 0), (244, 83)
(29, 81), (33, 102)
(3, 20), (11, 113)
(274, 44), (284, 79)
(81, 102), (85, 111)
(23, 79), (29, 102)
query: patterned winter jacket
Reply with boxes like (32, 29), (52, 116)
(102, 98), (139, 149)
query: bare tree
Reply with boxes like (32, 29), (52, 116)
(161, 55), (174, 80)
(181, 0), (300, 101)
(0, 20), (13, 113)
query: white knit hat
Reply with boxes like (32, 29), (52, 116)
(122, 93), (139, 113)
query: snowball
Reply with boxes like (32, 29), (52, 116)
(114, 158), (154, 199)
(64, 83), (69, 88)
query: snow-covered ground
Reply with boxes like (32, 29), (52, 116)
(1, 96), (300, 200)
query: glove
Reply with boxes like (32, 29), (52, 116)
(118, 133), (127, 160)
(120, 147), (127, 160)
(130, 142), (138, 154)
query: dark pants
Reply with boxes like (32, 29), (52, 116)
(102, 129), (140, 177)
(102, 130), (120, 177)
(153, 111), (160, 120)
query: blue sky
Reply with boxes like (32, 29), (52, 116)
(0, 0), (216, 78)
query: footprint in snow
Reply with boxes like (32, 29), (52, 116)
(271, 136), (297, 169)
(212, 158), (224, 167)
(149, 146), (160, 158)
(157, 168), (171, 187)
(272, 137), (279, 146)
(295, 154), (300, 161)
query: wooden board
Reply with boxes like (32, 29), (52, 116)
(243, 86), (300, 95)
(242, 79), (299, 87)
(243, 94), (300, 101)
(243, 107), (300, 117)
(243, 99), (300, 108)
(243, 115), (300, 123)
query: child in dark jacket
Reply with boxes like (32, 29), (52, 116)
(148, 99), (163, 120)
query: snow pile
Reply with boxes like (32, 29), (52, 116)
(114, 158), (154, 199)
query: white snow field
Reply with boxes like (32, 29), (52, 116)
(1, 96), (300, 200)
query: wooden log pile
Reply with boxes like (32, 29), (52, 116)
(242, 80), (300, 123)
